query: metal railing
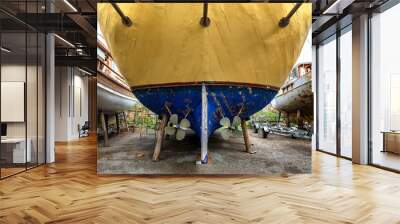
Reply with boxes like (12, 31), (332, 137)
(97, 58), (131, 91)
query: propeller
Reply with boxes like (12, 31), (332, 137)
(164, 104), (192, 141)
(219, 115), (242, 140)
(165, 114), (191, 141)
(210, 92), (245, 140)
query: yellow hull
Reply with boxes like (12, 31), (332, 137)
(98, 3), (311, 89)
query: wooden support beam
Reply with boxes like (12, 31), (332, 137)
(100, 112), (109, 147)
(241, 119), (255, 154)
(278, 111), (282, 123)
(152, 114), (168, 162)
(285, 112), (290, 127)
(105, 114), (109, 130)
(296, 109), (303, 129)
(115, 113), (120, 134)
(123, 112), (129, 132)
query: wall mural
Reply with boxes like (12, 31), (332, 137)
(97, 3), (312, 175)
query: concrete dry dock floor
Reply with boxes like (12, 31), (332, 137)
(98, 131), (311, 175)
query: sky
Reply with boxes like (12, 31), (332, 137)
(295, 29), (312, 65)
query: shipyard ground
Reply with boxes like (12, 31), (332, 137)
(98, 131), (311, 175)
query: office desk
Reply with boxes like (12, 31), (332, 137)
(1, 138), (32, 163)
(382, 131), (400, 154)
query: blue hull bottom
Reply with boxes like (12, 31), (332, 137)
(133, 85), (277, 138)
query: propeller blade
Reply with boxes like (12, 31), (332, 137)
(169, 114), (179, 125)
(165, 126), (176, 136)
(221, 128), (231, 140)
(176, 129), (186, 141)
(232, 116), (241, 127)
(219, 117), (231, 127)
(180, 118), (191, 129)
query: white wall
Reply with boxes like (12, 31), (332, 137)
(1, 65), (30, 137)
(55, 66), (69, 141)
(54, 67), (89, 141)
(71, 72), (89, 138)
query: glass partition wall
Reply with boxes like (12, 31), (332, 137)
(317, 35), (337, 155)
(1, 31), (27, 177)
(370, 3), (400, 171)
(339, 27), (352, 159)
(316, 1), (400, 172)
(0, 1), (46, 179)
(316, 26), (352, 159)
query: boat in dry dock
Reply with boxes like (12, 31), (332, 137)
(97, 37), (137, 116)
(272, 62), (313, 121)
(98, 3), (311, 163)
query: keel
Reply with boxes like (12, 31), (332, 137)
(201, 84), (209, 164)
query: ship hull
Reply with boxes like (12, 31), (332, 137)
(98, 3), (312, 90)
(272, 74), (313, 116)
(133, 84), (277, 138)
(97, 83), (137, 115)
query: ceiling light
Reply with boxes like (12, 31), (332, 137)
(323, 0), (355, 15)
(76, 48), (85, 55)
(63, 0), (78, 12)
(54, 34), (75, 48)
(78, 67), (93, 76)
(1, 47), (11, 53)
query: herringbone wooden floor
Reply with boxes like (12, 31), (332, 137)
(1, 136), (400, 224)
